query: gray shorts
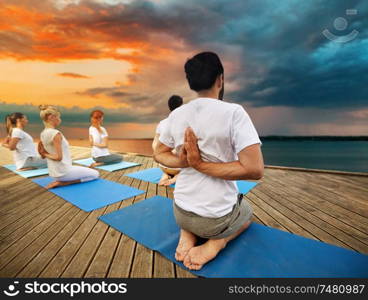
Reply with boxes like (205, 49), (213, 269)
(93, 154), (123, 164)
(173, 194), (253, 239)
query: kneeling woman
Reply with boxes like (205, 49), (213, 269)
(89, 110), (123, 167)
(2, 112), (47, 171)
(38, 105), (99, 189)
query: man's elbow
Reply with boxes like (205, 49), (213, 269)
(253, 167), (264, 180)
(249, 165), (264, 180)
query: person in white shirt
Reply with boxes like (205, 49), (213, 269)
(89, 110), (123, 168)
(152, 95), (183, 186)
(38, 105), (99, 189)
(1, 112), (47, 171)
(154, 52), (264, 270)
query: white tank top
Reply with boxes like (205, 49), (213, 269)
(11, 128), (38, 169)
(40, 128), (72, 177)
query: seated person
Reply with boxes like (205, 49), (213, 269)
(152, 95), (183, 186)
(38, 105), (99, 189)
(89, 110), (123, 167)
(154, 52), (264, 270)
(2, 112), (47, 171)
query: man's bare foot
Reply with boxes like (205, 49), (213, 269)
(163, 176), (177, 186)
(89, 162), (104, 168)
(183, 238), (226, 270)
(175, 230), (197, 262)
(158, 173), (170, 185)
(183, 220), (252, 270)
(45, 181), (63, 189)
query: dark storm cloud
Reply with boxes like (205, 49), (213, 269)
(2, 0), (367, 112)
(71, 0), (368, 109)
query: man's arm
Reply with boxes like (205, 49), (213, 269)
(152, 133), (160, 152)
(184, 127), (264, 180)
(153, 141), (188, 168)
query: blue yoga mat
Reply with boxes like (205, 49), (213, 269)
(99, 196), (368, 278)
(125, 168), (258, 193)
(3, 164), (49, 178)
(125, 167), (175, 187)
(74, 158), (140, 172)
(32, 177), (144, 212)
(236, 180), (258, 194)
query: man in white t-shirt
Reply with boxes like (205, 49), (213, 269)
(152, 95), (183, 185)
(154, 52), (264, 270)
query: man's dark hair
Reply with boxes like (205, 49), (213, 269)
(184, 52), (224, 92)
(168, 95), (183, 111)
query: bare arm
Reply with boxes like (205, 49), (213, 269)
(153, 141), (188, 168)
(89, 135), (108, 148)
(2, 137), (20, 151)
(184, 127), (264, 180)
(89, 134), (94, 147)
(39, 133), (63, 161)
(152, 133), (160, 152)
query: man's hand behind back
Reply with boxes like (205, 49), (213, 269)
(184, 127), (203, 170)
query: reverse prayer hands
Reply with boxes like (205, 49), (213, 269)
(184, 127), (203, 170)
(38, 141), (49, 158)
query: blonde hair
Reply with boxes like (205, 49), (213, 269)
(39, 105), (60, 123)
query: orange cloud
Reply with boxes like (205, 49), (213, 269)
(56, 72), (91, 79)
(0, 0), (179, 68)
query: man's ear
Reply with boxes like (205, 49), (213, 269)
(217, 74), (224, 88)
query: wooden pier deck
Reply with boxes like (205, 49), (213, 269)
(0, 146), (367, 278)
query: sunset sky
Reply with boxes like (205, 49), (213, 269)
(0, 0), (367, 139)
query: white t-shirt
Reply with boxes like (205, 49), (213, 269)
(159, 98), (261, 218)
(40, 128), (72, 178)
(89, 126), (110, 158)
(156, 117), (180, 170)
(156, 118), (169, 135)
(11, 128), (38, 169)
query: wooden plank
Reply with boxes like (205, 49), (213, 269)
(166, 185), (197, 278)
(38, 170), (116, 277)
(39, 207), (106, 277)
(153, 185), (175, 278)
(250, 188), (355, 250)
(260, 178), (368, 250)
(287, 171), (368, 216)
(84, 159), (144, 278)
(62, 155), (146, 278)
(107, 157), (150, 278)
(0, 190), (59, 232)
(0, 195), (63, 245)
(0, 205), (81, 277)
(60, 167), (130, 278)
(2, 146), (367, 278)
(266, 170), (368, 234)
(245, 196), (292, 233)
(0, 202), (74, 274)
(106, 180), (148, 278)
(0, 198), (72, 257)
(129, 159), (155, 278)
(16, 209), (90, 277)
